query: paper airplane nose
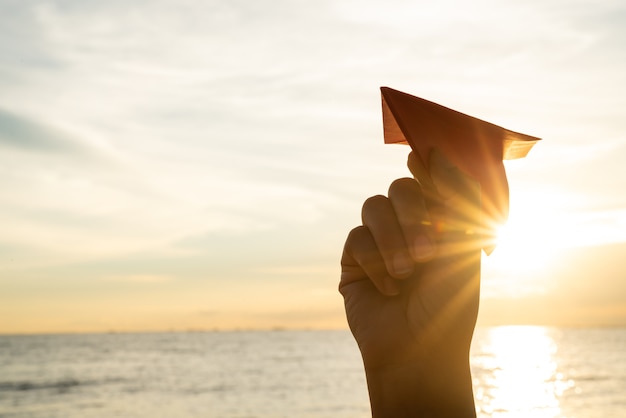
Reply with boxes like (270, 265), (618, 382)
(381, 87), (540, 242)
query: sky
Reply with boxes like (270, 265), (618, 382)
(1, 0), (625, 334)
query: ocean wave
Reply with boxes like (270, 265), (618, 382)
(0, 377), (126, 394)
(0, 378), (81, 393)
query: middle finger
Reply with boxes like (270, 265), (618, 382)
(361, 194), (414, 279)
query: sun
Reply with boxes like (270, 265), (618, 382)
(477, 182), (614, 297)
(479, 205), (564, 298)
(488, 221), (554, 273)
(483, 196), (570, 275)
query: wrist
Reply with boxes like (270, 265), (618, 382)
(365, 357), (476, 418)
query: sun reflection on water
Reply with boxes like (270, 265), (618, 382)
(472, 326), (576, 417)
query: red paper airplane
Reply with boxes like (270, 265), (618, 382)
(381, 87), (540, 249)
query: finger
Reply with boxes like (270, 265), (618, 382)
(407, 151), (434, 192)
(387, 178), (435, 262)
(408, 149), (480, 206)
(340, 226), (399, 296)
(429, 148), (480, 201)
(426, 148), (493, 256)
(429, 148), (482, 234)
(407, 151), (445, 218)
(361, 195), (414, 279)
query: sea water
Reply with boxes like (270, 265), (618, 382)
(0, 327), (624, 417)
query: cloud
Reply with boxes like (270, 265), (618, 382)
(0, 109), (80, 152)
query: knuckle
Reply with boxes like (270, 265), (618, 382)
(388, 177), (418, 198)
(361, 194), (389, 221)
(345, 225), (369, 244)
(363, 194), (388, 207)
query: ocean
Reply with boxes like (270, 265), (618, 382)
(0, 327), (624, 417)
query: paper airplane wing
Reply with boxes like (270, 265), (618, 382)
(381, 86), (540, 232)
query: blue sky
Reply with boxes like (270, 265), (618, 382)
(1, 0), (626, 332)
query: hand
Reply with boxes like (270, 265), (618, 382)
(339, 150), (484, 417)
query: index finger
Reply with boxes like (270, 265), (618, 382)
(387, 178), (435, 263)
(408, 150), (485, 245)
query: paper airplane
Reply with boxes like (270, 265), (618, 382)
(381, 87), (540, 244)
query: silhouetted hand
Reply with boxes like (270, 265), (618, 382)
(340, 150), (484, 417)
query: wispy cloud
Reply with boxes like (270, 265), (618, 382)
(0, 109), (83, 152)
